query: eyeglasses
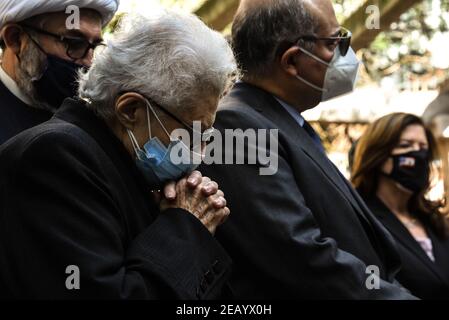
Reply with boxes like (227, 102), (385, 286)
(21, 24), (105, 60)
(146, 98), (216, 148)
(295, 27), (352, 56)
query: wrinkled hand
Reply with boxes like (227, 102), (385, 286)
(152, 171), (216, 204)
(160, 171), (230, 234)
(163, 171), (221, 202)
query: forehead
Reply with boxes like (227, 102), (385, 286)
(399, 124), (428, 143)
(182, 95), (220, 129)
(41, 9), (102, 40)
(305, 0), (340, 36)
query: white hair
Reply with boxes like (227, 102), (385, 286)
(78, 9), (237, 119)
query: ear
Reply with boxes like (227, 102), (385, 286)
(2, 24), (25, 55)
(115, 92), (147, 130)
(280, 46), (302, 77)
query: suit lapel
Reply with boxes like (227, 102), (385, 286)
(428, 231), (449, 286)
(369, 196), (448, 282)
(227, 83), (409, 275)
(295, 128), (370, 220)
(232, 83), (372, 225)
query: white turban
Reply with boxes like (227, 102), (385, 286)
(0, 0), (120, 30)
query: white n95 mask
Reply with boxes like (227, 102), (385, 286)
(296, 46), (360, 102)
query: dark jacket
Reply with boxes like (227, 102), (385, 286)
(200, 82), (416, 299)
(0, 80), (52, 145)
(0, 98), (231, 299)
(362, 195), (449, 299)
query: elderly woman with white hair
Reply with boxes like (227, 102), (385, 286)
(0, 10), (236, 299)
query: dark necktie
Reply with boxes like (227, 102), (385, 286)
(302, 120), (325, 153)
(302, 120), (355, 196)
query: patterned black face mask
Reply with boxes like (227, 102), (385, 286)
(385, 150), (430, 193)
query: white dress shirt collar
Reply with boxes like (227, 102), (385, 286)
(0, 64), (33, 105)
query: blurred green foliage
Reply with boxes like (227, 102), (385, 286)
(334, 0), (449, 89)
(104, 0), (449, 90)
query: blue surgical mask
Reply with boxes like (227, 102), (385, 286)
(296, 46), (360, 102)
(127, 101), (202, 187)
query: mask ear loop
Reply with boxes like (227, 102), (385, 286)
(127, 129), (142, 155)
(296, 75), (327, 93)
(295, 46), (334, 93)
(145, 100), (174, 141)
(146, 103), (152, 139)
(126, 100), (153, 155)
(298, 46), (331, 66)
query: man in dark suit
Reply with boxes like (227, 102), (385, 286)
(200, 0), (417, 299)
(0, 0), (119, 145)
(0, 10), (236, 299)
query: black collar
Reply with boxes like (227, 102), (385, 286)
(0, 78), (53, 118)
(54, 98), (155, 194)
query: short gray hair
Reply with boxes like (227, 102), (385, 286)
(78, 9), (237, 119)
(232, 0), (316, 78)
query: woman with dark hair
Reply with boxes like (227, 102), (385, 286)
(351, 112), (449, 299)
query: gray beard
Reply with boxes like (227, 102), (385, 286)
(15, 40), (56, 112)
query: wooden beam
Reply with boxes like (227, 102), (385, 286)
(195, 0), (423, 49)
(342, 0), (423, 51)
(194, 0), (239, 31)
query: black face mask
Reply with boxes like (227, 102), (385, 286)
(32, 55), (86, 109)
(385, 150), (430, 193)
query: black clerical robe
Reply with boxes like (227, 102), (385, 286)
(0, 80), (52, 145)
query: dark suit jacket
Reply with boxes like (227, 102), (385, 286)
(362, 195), (449, 299)
(0, 80), (52, 145)
(0, 98), (231, 299)
(200, 82), (416, 299)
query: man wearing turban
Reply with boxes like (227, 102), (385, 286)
(0, 0), (119, 145)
